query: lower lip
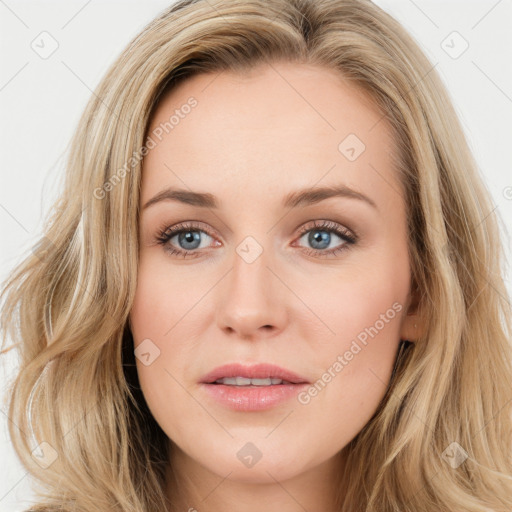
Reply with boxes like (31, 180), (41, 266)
(200, 383), (309, 411)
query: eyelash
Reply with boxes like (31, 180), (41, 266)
(154, 220), (358, 259)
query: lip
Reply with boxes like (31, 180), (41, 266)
(199, 363), (310, 412)
(200, 363), (309, 385)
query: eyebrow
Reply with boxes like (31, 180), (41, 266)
(142, 184), (378, 211)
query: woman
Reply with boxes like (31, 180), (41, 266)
(1, 0), (511, 510)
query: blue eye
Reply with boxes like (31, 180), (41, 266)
(155, 221), (216, 259)
(172, 230), (204, 251)
(294, 220), (357, 258)
(155, 220), (357, 259)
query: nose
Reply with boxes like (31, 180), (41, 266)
(216, 244), (288, 340)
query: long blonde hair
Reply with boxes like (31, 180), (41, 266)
(1, 0), (511, 510)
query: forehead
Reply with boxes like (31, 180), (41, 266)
(142, 62), (401, 208)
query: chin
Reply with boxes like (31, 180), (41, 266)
(203, 455), (307, 484)
(175, 435), (312, 483)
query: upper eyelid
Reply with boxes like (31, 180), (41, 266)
(297, 220), (353, 235)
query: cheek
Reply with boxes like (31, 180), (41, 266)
(130, 252), (200, 340)
(297, 258), (409, 403)
(129, 255), (207, 431)
(292, 285), (405, 450)
(297, 259), (408, 346)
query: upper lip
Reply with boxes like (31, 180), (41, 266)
(200, 363), (310, 384)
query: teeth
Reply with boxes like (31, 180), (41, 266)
(214, 377), (289, 386)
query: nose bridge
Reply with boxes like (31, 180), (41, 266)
(230, 235), (273, 311)
(216, 233), (286, 335)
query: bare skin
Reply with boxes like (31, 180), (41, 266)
(129, 61), (423, 512)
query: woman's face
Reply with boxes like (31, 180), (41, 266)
(130, 62), (419, 488)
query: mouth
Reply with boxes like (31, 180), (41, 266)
(200, 362), (310, 386)
(210, 377), (296, 386)
(199, 363), (309, 411)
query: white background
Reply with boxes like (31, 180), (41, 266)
(1, 0), (511, 510)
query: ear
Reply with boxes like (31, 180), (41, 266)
(399, 280), (426, 342)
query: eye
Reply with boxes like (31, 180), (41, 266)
(155, 221), (219, 259)
(293, 220), (357, 258)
